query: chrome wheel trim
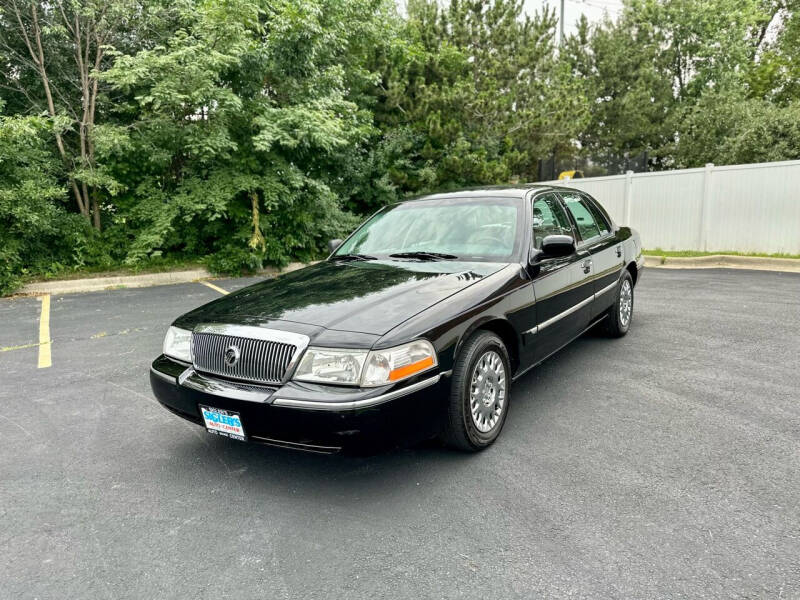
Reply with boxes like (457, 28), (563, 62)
(619, 279), (633, 327)
(469, 350), (507, 433)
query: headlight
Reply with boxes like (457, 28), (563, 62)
(293, 348), (368, 385)
(163, 326), (192, 363)
(292, 340), (437, 387)
(361, 340), (437, 387)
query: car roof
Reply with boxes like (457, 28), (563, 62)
(402, 184), (562, 202)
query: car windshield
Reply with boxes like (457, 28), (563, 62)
(333, 197), (522, 261)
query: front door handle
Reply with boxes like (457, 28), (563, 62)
(581, 259), (592, 274)
(616, 246), (622, 258)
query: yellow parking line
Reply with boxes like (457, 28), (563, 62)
(199, 281), (229, 295)
(38, 294), (52, 369)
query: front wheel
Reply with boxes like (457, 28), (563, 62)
(441, 331), (511, 452)
(603, 270), (634, 337)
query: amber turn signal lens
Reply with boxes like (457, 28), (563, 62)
(388, 356), (434, 381)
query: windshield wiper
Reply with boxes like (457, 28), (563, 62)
(389, 251), (458, 261)
(331, 253), (377, 262)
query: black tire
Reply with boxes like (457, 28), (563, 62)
(603, 270), (634, 338)
(441, 331), (512, 452)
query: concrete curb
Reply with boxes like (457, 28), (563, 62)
(644, 254), (800, 273)
(15, 262), (312, 296)
(12, 255), (799, 297)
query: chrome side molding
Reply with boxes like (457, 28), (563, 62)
(248, 435), (342, 454)
(595, 280), (618, 297)
(171, 365), (451, 409)
(527, 279), (621, 335)
(272, 371), (450, 411)
(537, 295), (594, 332)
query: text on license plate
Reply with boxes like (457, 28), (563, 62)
(199, 405), (246, 441)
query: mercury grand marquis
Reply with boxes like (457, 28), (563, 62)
(150, 185), (643, 453)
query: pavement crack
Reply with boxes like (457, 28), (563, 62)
(0, 414), (34, 437)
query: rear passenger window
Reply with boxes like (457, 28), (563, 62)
(581, 194), (611, 235)
(561, 193), (606, 241)
(532, 194), (573, 249)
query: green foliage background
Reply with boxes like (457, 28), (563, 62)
(1, 0), (798, 294)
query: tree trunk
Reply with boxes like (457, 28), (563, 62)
(248, 191), (266, 252)
(91, 190), (101, 230)
(13, 1), (90, 219)
(74, 10), (101, 230)
(86, 42), (104, 231)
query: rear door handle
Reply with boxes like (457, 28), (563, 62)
(616, 246), (622, 258)
(582, 259), (592, 274)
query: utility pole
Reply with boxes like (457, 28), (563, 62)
(559, 0), (565, 46)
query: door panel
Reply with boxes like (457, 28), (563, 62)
(531, 249), (594, 363)
(580, 192), (623, 318)
(528, 193), (595, 364)
(558, 191), (623, 320)
(585, 236), (624, 318)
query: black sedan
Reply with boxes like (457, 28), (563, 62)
(150, 185), (643, 452)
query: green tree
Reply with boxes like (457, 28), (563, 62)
(0, 0), (180, 228)
(565, 11), (675, 169)
(342, 0), (588, 206)
(0, 111), (94, 294)
(569, 0), (799, 169)
(101, 0), (383, 271)
(674, 85), (800, 167)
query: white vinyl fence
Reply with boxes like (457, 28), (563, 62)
(541, 159), (800, 255)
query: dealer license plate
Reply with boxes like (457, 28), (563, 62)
(199, 405), (246, 441)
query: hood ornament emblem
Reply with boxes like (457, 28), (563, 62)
(223, 345), (240, 367)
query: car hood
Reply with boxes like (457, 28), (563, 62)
(176, 260), (507, 336)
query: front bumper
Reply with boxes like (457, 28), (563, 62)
(150, 355), (451, 452)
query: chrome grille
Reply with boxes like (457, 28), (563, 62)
(191, 332), (297, 385)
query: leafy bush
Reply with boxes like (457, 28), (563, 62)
(0, 116), (101, 295)
(206, 246), (262, 276)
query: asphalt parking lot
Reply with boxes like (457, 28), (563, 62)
(2, 268), (799, 599)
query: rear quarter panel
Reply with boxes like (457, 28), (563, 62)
(618, 226), (644, 275)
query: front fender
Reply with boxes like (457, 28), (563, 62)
(374, 264), (532, 375)
(453, 315), (521, 375)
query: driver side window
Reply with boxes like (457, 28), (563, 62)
(532, 194), (574, 249)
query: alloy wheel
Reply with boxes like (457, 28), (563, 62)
(469, 350), (507, 433)
(619, 279), (633, 327)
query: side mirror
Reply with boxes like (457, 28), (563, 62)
(328, 239), (343, 254)
(536, 235), (575, 260)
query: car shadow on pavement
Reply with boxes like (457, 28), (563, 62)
(166, 429), (484, 508)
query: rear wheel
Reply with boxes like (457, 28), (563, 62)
(603, 270), (634, 337)
(442, 331), (511, 452)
